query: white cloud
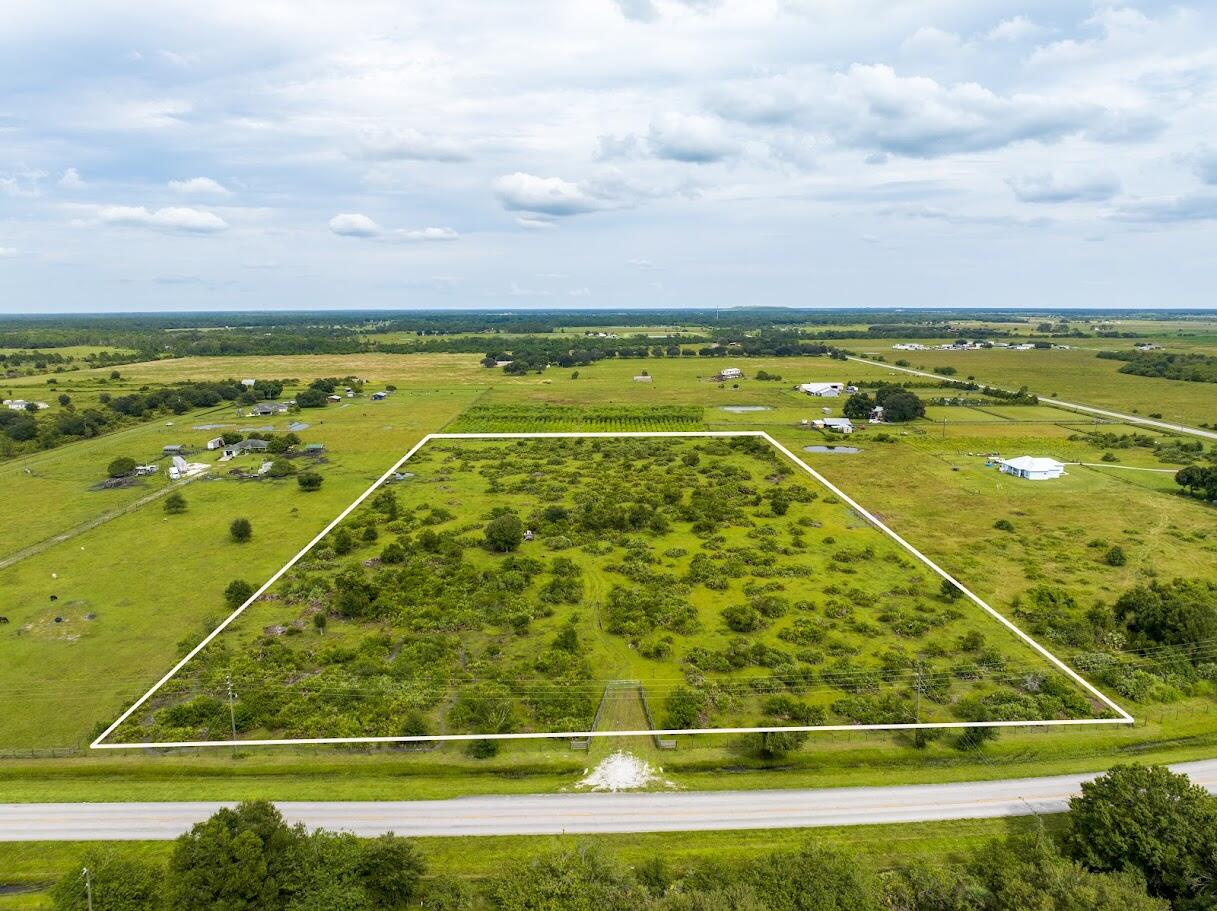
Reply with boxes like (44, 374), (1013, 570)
(985, 16), (1043, 42)
(494, 173), (605, 216)
(647, 112), (739, 163)
(353, 128), (470, 163)
(0, 247), (17, 257)
(0, 168), (47, 198)
(392, 226), (459, 242)
(1006, 173), (1121, 203)
(169, 176), (231, 196)
(328, 213), (382, 237)
(568, 286), (591, 297)
(1113, 192), (1217, 223)
(515, 215), (556, 230)
(95, 205), (228, 233)
(329, 214), (457, 241)
(58, 167), (84, 189)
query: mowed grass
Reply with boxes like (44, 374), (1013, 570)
(0, 388), (481, 749)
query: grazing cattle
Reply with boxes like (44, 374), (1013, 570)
(0, 616), (9, 624)
(49, 594), (58, 602)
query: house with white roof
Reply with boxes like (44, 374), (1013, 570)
(813, 417), (854, 434)
(797, 382), (845, 397)
(998, 456), (1066, 481)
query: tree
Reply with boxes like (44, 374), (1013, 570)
(357, 834), (426, 909)
(164, 491), (187, 514)
(484, 513), (524, 552)
(298, 471), (323, 491)
(842, 392), (874, 420)
(879, 391), (925, 422)
(107, 456), (136, 478)
(163, 801), (307, 911)
(754, 729), (809, 759)
(939, 577), (963, 601)
(57, 393), (71, 406)
(743, 843), (881, 911)
(1114, 579), (1217, 650)
(313, 612), (327, 635)
(224, 579), (255, 609)
(50, 849), (162, 911)
(295, 387), (328, 408)
(487, 846), (646, 911)
(1104, 544), (1127, 566)
(266, 458), (297, 478)
(230, 518), (253, 543)
(1065, 764), (1217, 907)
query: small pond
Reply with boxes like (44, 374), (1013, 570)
(719, 405), (772, 413)
(192, 423), (229, 430)
(287, 421), (310, 431)
(803, 445), (862, 454)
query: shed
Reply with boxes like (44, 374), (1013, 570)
(716, 367), (743, 380)
(814, 417), (854, 434)
(206, 437), (225, 450)
(371, 391), (388, 400)
(162, 445), (184, 455)
(998, 456), (1065, 481)
(633, 375), (652, 383)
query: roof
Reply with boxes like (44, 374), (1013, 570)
(822, 417), (853, 427)
(799, 382), (843, 392)
(1002, 456), (1063, 472)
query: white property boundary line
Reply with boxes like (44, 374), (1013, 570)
(93, 430), (1132, 750)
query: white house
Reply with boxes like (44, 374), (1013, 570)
(206, 437), (225, 450)
(240, 379), (256, 387)
(716, 367), (743, 380)
(814, 417), (854, 434)
(797, 382), (845, 397)
(633, 374), (653, 383)
(999, 456), (1065, 481)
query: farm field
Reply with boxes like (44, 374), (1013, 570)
(851, 344), (1217, 428)
(107, 434), (1103, 746)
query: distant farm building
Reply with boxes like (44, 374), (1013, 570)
(327, 394), (342, 403)
(249, 402), (289, 416)
(4, 399), (49, 411)
(813, 417), (854, 434)
(206, 437), (225, 450)
(162, 444), (185, 456)
(716, 367), (743, 381)
(241, 379), (256, 387)
(998, 456), (1065, 481)
(798, 382), (845, 397)
(633, 375), (653, 383)
(371, 391), (388, 400)
(134, 464), (158, 476)
(303, 443), (326, 454)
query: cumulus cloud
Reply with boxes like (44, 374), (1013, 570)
(328, 213), (458, 241)
(823, 64), (1099, 158)
(58, 168), (84, 189)
(1006, 173), (1120, 203)
(494, 173), (605, 216)
(613, 0), (658, 22)
(353, 128), (469, 163)
(0, 168), (47, 198)
(515, 216), (556, 230)
(95, 205), (228, 233)
(328, 213), (382, 237)
(169, 176), (231, 196)
(647, 112), (739, 163)
(985, 16), (1043, 42)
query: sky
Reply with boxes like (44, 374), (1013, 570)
(1, 0), (1216, 313)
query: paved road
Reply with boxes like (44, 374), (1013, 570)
(845, 356), (1217, 442)
(3, 759), (1216, 841)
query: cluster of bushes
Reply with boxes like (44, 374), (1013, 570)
(842, 385), (926, 422)
(50, 764), (1217, 910)
(1099, 349), (1217, 384)
(448, 404), (705, 433)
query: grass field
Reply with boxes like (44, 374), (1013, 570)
(108, 434), (1100, 746)
(0, 346), (1214, 802)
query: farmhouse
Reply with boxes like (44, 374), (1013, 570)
(371, 391), (388, 400)
(998, 456), (1066, 481)
(205, 437), (225, 450)
(326, 394), (342, 403)
(221, 439), (270, 459)
(716, 367), (743, 380)
(813, 417), (854, 434)
(633, 374), (653, 383)
(249, 402), (289, 416)
(798, 382), (845, 397)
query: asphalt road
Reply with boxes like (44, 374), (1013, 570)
(844, 355), (1217, 442)
(3, 759), (1216, 841)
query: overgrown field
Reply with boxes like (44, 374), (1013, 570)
(110, 436), (1103, 746)
(446, 404), (705, 432)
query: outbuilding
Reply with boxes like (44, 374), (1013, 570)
(813, 417), (854, 434)
(797, 382), (845, 397)
(998, 456), (1066, 481)
(716, 367), (743, 381)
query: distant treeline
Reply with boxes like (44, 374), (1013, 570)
(0, 378), (287, 461)
(1098, 350), (1217, 384)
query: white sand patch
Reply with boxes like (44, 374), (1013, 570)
(576, 751), (671, 792)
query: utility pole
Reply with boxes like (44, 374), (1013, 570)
(81, 867), (93, 911)
(226, 675), (238, 746)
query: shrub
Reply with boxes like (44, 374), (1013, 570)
(229, 518), (252, 543)
(994, 518), (1014, 532)
(297, 470), (323, 491)
(223, 579), (255, 609)
(485, 514), (524, 552)
(164, 491), (187, 514)
(107, 456), (136, 478)
(1105, 545), (1127, 567)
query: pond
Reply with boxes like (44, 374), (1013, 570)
(287, 421), (310, 432)
(192, 423), (229, 430)
(719, 405), (772, 413)
(803, 445), (862, 454)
